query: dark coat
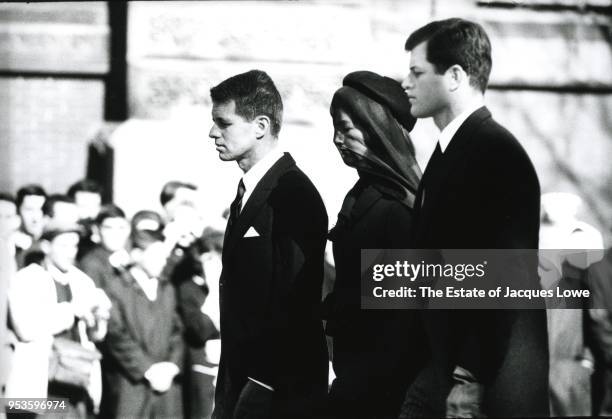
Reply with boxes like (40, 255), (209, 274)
(324, 180), (426, 419)
(214, 153), (329, 419)
(78, 245), (114, 290)
(405, 107), (549, 417)
(103, 270), (184, 418)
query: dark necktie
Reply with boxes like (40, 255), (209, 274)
(227, 179), (246, 232)
(419, 141), (443, 210)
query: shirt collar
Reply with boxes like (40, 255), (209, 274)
(241, 148), (284, 204)
(438, 100), (484, 153)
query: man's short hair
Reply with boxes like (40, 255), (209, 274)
(67, 179), (103, 199)
(16, 184), (47, 209)
(405, 18), (492, 93)
(0, 192), (15, 205)
(160, 181), (197, 207)
(95, 204), (126, 225)
(43, 194), (75, 217)
(210, 69), (284, 137)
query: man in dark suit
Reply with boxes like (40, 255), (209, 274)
(399, 19), (549, 417)
(208, 70), (329, 419)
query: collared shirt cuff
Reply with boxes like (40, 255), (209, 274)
(247, 377), (274, 391)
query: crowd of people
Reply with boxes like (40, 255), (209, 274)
(1, 180), (223, 418)
(0, 16), (611, 419)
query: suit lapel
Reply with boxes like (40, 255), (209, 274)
(223, 153), (295, 262)
(418, 107), (491, 233)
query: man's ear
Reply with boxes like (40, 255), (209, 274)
(446, 64), (467, 92)
(254, 115), (271, 139)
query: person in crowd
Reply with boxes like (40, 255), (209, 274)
(43, 194), (79, 225)
(19, 193), (80, 267)
(176, 220), (223, 419)
(159, 184), (219, 419)
(399, 18), (548, 417)
(14, 184), (46, 267)
(67, 179), (105, 260)
(323, 71), (425, 419)
(0, 193), (19, 399)
(79, 204), (131, 291)
(78, 204), (131, 417)
(208, 70), (328, 419)
(103, 217), (184, 418)
(160, 180), (199, 223)
(6, 221), (111, 418)
(0, 193), (21, 257)
(539, 192), (604, 416)
(587, 237), (612, 416)
(67, 179), (104, 223)
(132, 209), (165, 235)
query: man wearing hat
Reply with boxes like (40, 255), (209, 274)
(208, 70), (329, 419)
(7, 221), (111, 415)
(400, 18), (548, 418)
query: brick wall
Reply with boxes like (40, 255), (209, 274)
(0, 2), (108, 194)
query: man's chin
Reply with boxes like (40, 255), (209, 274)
(410, 107), (425, 118)
(217, 153), (234, 162)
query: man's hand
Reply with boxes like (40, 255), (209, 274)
(144, 362), (180, 393)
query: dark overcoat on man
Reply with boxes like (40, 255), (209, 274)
(104, 270), (184, 418)
(404, 107), (549, 417)
(214, 153), (329, 419)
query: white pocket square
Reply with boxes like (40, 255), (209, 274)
(243, 227), (260, 238)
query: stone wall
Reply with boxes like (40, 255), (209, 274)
(0, 2), (107, 194)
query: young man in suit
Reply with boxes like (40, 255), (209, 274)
(400, 18), (549, 417)
(208, 70), (329, 419)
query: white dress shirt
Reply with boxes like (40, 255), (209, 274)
(240, 148), (285, 213)
(438, 100), (484, 153)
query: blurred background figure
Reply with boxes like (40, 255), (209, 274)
(103, 224), (183, 419)
(68, 179), (104, 223)
(0, 193), (19, 400)
(539, 192), (604, 416)
(160, 181), (200, 223)
(14, 184), (47, 267)
(67, 179), (105, 260)
(79, 204), (131, 290)
(6, 221), (111, 418)
(159, 181), (219, 419)
(78, 204), (131, 417)
(43, 194), (80, 227)
(586, 225), (612, 416)
(0, 193), (21, 257)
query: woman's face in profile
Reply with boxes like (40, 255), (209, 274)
(331, 107), (368, 167)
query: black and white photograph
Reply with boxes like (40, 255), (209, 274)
(0, 1), (611, 418)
